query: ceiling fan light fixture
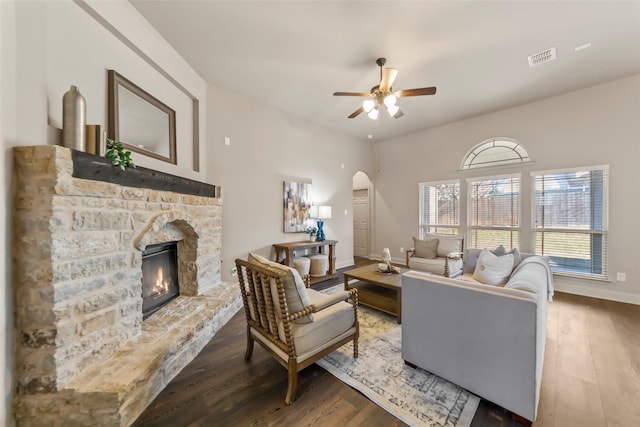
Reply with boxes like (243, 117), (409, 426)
(383, 94), (397, 107)
(333, 58), (436, 120)
(362, 99), (376, 113)
(387, 104), (399, 117)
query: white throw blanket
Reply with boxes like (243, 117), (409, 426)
(512, 256), (554, 301)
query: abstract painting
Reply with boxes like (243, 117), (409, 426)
(283, 181), (312, 232)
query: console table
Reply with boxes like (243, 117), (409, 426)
(273, 240), (338, 283)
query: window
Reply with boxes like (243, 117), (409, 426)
(532, 166), (608, 280)
(462, 138), (530, 170)
(419, 180), (460, 236)
(468, 175), (520, 249)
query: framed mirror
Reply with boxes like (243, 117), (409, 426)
(107, 70), (177, 164)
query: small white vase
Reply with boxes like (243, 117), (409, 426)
(309, 235), (316, 242)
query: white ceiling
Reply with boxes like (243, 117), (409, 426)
(130, 0), (640, 142)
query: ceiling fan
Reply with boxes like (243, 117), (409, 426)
(333, 58), (436, 120)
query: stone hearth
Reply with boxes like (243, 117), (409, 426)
(12, 146), (241, 426)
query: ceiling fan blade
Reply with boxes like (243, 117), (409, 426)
(396, 87), (437, 97)
(333, 91), (371, 97)
(348, 106), (365, 119)
(379, 68), (398, 92)
(393, 109), (404, 119)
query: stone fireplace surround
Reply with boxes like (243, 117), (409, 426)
(12, 146), (242, 426)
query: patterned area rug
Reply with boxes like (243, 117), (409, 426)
(316, 284), (480, 427)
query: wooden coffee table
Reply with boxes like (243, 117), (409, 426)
(343, 263), (407, 323)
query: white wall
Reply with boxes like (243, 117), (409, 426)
(47, 0), (207, 180)
(0, 1), (208, 423)
(373, 74), (640, 304)
(1, 2), (14, 423)
(206, 85), (374, 280)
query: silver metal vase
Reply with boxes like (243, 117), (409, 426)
(62, 85), (86, 151)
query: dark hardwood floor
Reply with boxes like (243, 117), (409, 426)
(133, 257), (521, 426)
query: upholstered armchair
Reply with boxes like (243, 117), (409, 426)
(235, 253), (359, 404)
(406, 233), (464, 278)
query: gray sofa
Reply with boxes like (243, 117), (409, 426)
(401, 249), (553, 423)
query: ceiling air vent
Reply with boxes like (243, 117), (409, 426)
(528, 47), (557, 67)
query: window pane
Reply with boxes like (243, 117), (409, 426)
(419, 181), (460, 236)
(470, 178), (519, 227)
(468, 176), (520, 249)
(471, 229), (519, 250)
(532, 167), (608, 278)
(463, 138), (530, 170)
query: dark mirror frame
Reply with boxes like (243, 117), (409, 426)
(107, 70), (177, 164)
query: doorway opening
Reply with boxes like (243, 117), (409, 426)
(352, 171), (373, 259)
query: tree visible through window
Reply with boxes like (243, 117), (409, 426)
(532, 166), (608, 279)
(419, 180), (460, 236)
(468, 175), (520, 249)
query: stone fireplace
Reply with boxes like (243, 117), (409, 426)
(12, 146), (242, 426)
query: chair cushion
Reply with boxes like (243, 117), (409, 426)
(248, 253), (313, 323)
(279, 288), (355, 355)
(409, 256), (448, 274)
(424, 233), (464, 258)
(412, 237), (438, 259)
(472, 249), (514, 286)
(408, 256), (463, 277)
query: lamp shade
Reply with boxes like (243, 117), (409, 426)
(318, 205), (332, 219)
(309, 205), (319, 219)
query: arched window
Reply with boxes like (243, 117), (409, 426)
(462, 138), (530, 170)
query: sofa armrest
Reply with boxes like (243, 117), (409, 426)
(405, 248), (415, 267)
(446, 251), (462, 260)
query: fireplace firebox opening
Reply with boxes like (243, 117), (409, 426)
(142, 241), (180, 319)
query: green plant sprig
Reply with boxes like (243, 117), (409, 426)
(105, 138), (135, 171)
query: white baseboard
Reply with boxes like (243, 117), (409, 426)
(555, 282), (640, 305)
(335, 259), (355, 270)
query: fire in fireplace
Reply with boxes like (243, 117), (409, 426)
(141, 241), (180, 319)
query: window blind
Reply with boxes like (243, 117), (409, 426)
(532, 166), (609, 279)
(419, 180), (460, 236)
(468, 175), (520, 249)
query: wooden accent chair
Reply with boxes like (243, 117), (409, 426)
(235, 254), (359, 404)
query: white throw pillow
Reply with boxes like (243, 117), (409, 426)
(472, 249), (514, 286)
(491, 245), (521, 269)
(247, 253), (313, 323)
(424, 233), (463, 257)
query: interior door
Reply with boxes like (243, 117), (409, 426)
(353, 189), (370, 257)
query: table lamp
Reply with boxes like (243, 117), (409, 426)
(310, 205), (331, 241)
